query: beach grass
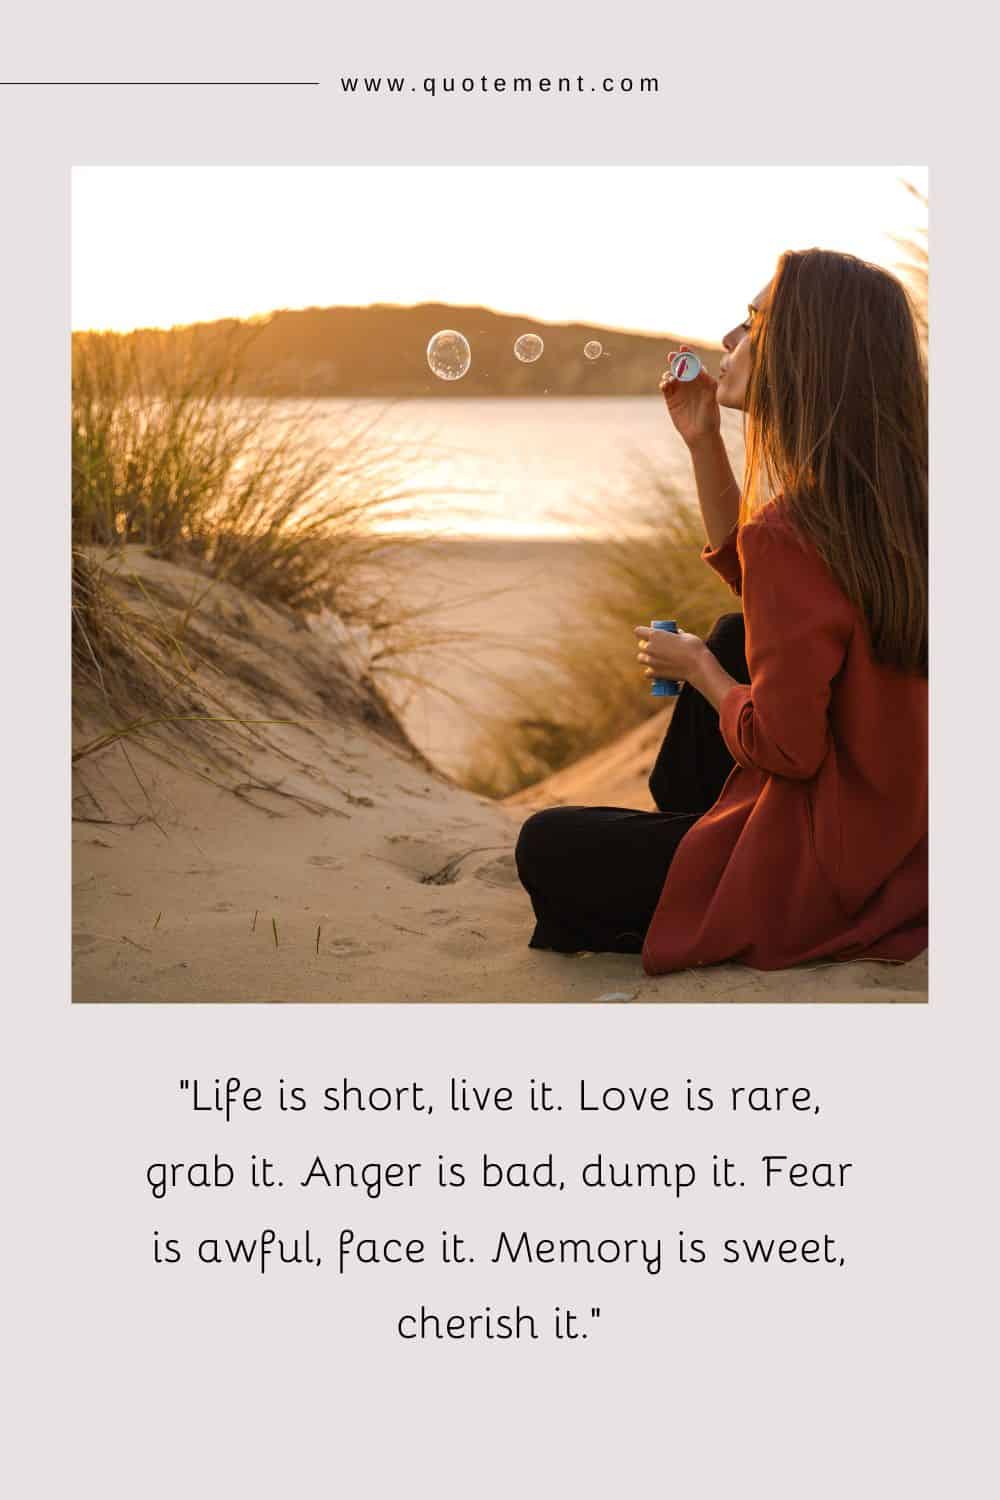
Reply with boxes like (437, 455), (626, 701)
(71, 329), (437, 764)
(71, 542), (299, 789)
(459, 471), (737, 798)
(72, 328), (415, 618)
(72, 543), (211, 753)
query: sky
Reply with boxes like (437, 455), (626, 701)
(72, 166), (928, 343)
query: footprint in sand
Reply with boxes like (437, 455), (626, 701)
(473, 854), (518, 889)
(375, 838), (515, 888)
(419, 846), (511, 886)
(324, 937), (374, 957)
(379, 835), (448, 881)
(425, 907), (461, 928)
(434, 930), (490, 959)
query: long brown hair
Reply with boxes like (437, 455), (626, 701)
(742, 248), (928, 674)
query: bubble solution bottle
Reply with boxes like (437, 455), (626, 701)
(650, 620), (680, 697)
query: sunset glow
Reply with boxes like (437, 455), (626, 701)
(72, 166), (927, 342)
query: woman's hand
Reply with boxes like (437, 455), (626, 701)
(635, 624), (709, 688)
(659, 344), (722, 449)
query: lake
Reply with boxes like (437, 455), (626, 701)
(276, 395), (746, 538)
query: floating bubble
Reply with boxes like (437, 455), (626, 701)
(513, 333), (544, 364)
(426, 329), (471, 381)
(584, 340), (603, 360)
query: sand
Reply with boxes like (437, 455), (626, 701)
(72, 545), (927, 1003)
(371, 535), (604, 775)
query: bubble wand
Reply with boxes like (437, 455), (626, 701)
(668, 350), (702, 382)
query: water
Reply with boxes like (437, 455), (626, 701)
(274, 396), (745, 539)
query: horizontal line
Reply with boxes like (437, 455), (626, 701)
(0, 81), (320, 86)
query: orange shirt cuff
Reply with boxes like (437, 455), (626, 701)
(701, 523), (742, 595)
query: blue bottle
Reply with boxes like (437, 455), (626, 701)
(650, 619), (680, 697)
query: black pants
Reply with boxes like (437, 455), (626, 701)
(514, 613), (749, 953)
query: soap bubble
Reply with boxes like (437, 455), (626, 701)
(427, 329), (471, 381)
(584, 340), (603, 360)
(513, 333), (544, 363)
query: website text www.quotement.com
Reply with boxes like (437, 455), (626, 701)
(339, 73), (661, 97)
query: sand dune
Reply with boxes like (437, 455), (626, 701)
(507, 709), (668, 815)
(72, 551), (927, 1004)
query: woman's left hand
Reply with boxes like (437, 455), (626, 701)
(634, 624), (708, 687)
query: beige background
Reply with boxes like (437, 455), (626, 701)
(3, 3), (993, 1496)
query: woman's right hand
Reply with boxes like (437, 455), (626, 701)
(659, 345), (721, 449)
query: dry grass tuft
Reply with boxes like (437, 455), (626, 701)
(72, 329), (416, 617)
(71, 330), (437, 777)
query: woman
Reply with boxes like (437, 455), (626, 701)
(515, 248), (928, 973)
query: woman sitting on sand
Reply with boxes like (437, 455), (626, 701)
(515, 247), (928, 973)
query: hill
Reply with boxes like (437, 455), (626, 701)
(73, 303), (720, 398)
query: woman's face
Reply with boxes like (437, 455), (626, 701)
(717, 282), (772, 409)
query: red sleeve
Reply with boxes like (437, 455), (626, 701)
(702, 523), (742, 596)
(718, 516), (850, 780)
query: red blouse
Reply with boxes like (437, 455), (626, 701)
(642, 500), (928, 975)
